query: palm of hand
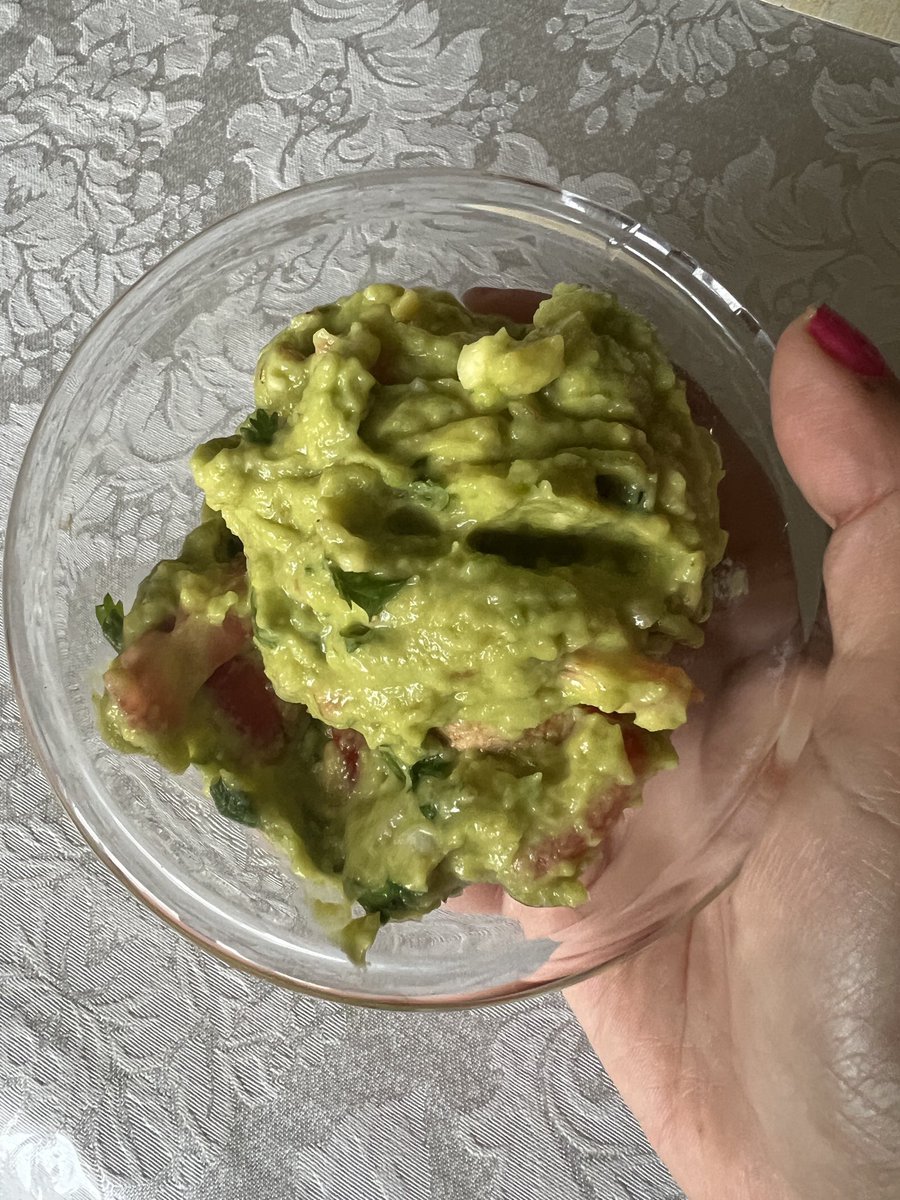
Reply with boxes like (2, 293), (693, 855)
(567, 646), (900, 1200)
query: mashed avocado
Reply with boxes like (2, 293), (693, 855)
(97, 283), (725, 960)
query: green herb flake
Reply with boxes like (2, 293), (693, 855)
(407, 480), (450, 511)
(95, 594), (125, 653)
(210, 777), (259, 826)
(252, 623), (279, 649)
(240, 408), (280, 445)
(594, 474), (646, 510)
(380, 747), (409, 785)
(341, 624), (374, 653)
(410, 754), (454, 790)
(356, 880), (425, 924)
(419, 802), (438, 821)
(329, 563), (409, 619)
(249, 590), (279, 649)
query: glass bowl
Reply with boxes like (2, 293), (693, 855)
(5, 169), (826, 1008)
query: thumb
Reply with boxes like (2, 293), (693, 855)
(772, 305), (900, 659)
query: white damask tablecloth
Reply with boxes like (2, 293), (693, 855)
(1, 2), (898, 1198)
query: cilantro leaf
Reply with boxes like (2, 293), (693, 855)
(328, 563), (408, 619)
(410, 754), (454, 790)
(341, 623), (374, 653)
(381, 749), (454, 793)
(210, 777), (259, 826)
(249, 589), (279, 649)
(251, 621), (279, 649)
(240, 408), (280, 445)
(356, 880), (426, 924)
(95, 594), (124, 653)
(594, 474), (646, 510)
(407, 480), (449, 511)
(380, 747), (408, 784)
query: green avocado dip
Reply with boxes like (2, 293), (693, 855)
(96, 283), (726, 960)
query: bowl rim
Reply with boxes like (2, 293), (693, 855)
(5, 166), (782, 1009)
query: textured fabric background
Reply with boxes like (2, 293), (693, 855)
(1, 2), (898, 1198)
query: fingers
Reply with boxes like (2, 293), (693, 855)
(771, 308), (899, 530)
(462, 287), (548, 323)
(772, 308), (900, 660)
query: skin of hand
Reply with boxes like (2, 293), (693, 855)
(465, 292), (900, 1200)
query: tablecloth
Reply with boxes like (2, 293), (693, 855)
(1, 2), (898, 1197)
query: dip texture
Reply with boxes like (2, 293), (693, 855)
(97, 283), (725, 958)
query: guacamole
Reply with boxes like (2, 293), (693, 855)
(96, 283), (725, 960)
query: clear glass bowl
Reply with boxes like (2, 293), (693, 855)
(5, 170), (826, 1008)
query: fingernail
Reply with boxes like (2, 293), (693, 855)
(807, 305), (888, 379)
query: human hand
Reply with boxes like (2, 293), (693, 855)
(464, 291), (900, 1200)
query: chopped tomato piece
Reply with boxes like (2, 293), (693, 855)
(105, 612), (249, 733)
(205, 655), (284, 750)
(327, 727), (365, 787)
(530, 829), (588, 880)
(586, 783), (634, 835)
(529, 781), (636, 881)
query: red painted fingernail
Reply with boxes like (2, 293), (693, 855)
(807, 305), (888, 379)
